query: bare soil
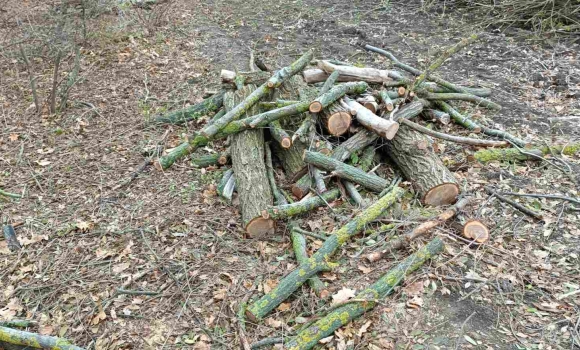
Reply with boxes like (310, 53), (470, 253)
(1, 0), (579, 349)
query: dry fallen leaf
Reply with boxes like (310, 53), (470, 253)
(406, 295), (424, 309)
(277, 302), (291, 312)
(358, 264), (372, 274)
(265, 318), (283, 328)
(9, 133), (19, 142)
(36, 159), (51, 167)
(332, 287), (356, 305)
(403, 280), (425, 296)
(91, 308), (107, 325)
(319, 335), (334, 344)
(357, 321), (372, 337)
(112, 262), (130, 274)
(20, 234), (49, 246)
(39, 325), (54, 335)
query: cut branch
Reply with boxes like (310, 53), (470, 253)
(399, 119), (509, 147)
(473, 144), (580, 163)
(246, 186), (405, 320)
(0, 326), (85, 350)
(422, 92), (501, 111)
(318, 60), (402, 83)
(284, 237), (444, 350)
(309, 82), (369, 113)
(262, 188), (341, 220)
(154, 91), (225, 125)
(290, 226), (327, 296)
(344, 97), (399, 139)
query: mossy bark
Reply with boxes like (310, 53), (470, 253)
(422, 109), (451, 125)
(262, 188), (341, 220)
(284, 237), (444, 350)
(226, 87), (275, 237)
(473, 143), (580, 163)
(422, 92), (501, 110)
(191, 150), (230, 168)
(246, 186), (405, 320)
(303, 151), (389, 193)
(384, 125), (460, 206)
(153, 91), (225, 125)
(220, 69), (271, 86)
(0, 326), (84, 350)
(290, 227), (326, 296)
(265, 143), (288, 206)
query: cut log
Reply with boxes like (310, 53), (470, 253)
(384, 125), (460, 206)
(303, 151), (388, 193)
(319, 102), (352, 136)
(269, 120), (292, 149)
(378, 89), (394, 112)
(246, 186), (405, 321)
(344, 97), (399, 139)
(262, 188), (341, 220)
(366, 197), (471, 262)
(153, 91), (225, 125)
(220, 69), (271, 86)
(290, 226), (327, 296)
(357, 95), (379, 113)
(392, 100), (424, 121)
(309, 82), (368, 113)
(217, 169), (236, 203)
(397, 86), (406, 97)
(473, 143), (580, 163)
(226, 87), (275, 238)
(462, 220), (489, 243)
(317, 60), (403, 83)
(0, 326), (84, 350)
(422, 109), (451, 125)
(191, 149), (230, 168)
(284, 237), (444, 350)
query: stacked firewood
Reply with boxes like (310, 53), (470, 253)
(150, 39), (528, 349)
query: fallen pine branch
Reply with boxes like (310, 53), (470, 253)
(399, 118), (509, 147)
(246, 186), (405, 320)
(283, 237), (444, 350)
(0, 326), (85, 350)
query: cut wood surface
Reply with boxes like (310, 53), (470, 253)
(319, 102), (352, 136)
(344, 97), (399, 139)
(246, 186), (405, 320)
(385, 125), (460, 206)
(226, 87), (275, 238)
(303, 151), (389, 192)
(462, 220), (490, 243)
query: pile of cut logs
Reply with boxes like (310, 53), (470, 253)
(149, 38), (529, 349)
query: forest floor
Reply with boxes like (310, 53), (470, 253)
(1, 0), (579, 349)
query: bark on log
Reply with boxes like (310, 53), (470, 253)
(261, 188), (341, 220)
(303, 151), (389, 192)
(284, 237), (444, 350)
(246, 186), (406, 321)
(265, 143), (288, 206)
(153, 91), (225, 125)
(399, 119), (509, 147)
(317, 60), (403, 83)
(269, 120), (292, 149)
(191, 149), (230, 168)
(0, 326), (84, 350)
(462, 220), (489, 243)
(220, 70), (271, 86)
(226, 87), (275, 238)
(343, 180), (364, 207)
(312, 168), (327, 193)
(473, 144), (580, 163)
(319, 102), (352, 136)
(366, 197), (471, 262)
(290, 227), (327, 296)
(217, 170), (236, 203)
(217, 169), (234, 197)
(378, 89), (394, 112)
(423, 109), (451, 125)
(344, 97), (399, 139)
(392, 100), (424, 121)
(309, 82), (369, 113)
(357, 95), (379, 114)
(384, 125), (460, 206)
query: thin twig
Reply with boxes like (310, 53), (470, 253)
(485, 187), (543, 220)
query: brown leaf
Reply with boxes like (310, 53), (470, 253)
(332, 288), (356, 305)
(403, 280), (424, 296)
(8, 133), (19, 142)
(358, 264), (372, 274)
(265, 318), (283, 328)
(277, 303), (291, 312)
(357, 321), (372, 337)
(39, 325), (54, 335)
(112, 262), (130, 274)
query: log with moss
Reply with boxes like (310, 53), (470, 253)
(290, 226), (327, 296)
(284, 237), (444, 350)
(226, 87), (275, 238)
(309, 82), (369, 113)
(473, 143), (580, 163)
(367, 197), (470, 262)
(191, 149), (230, 168)
(344, 97), (399, 139)
(261, 188), (341, 220)
(246, 186), (405, 320)
(303, 151), (388, 193)
(384, 125), (460, 206)
(269, 120), (292, 149)
(220, 70), (271, 86)
(399, 119), (509, 147)
(378, 89), (394, 112)
(0, 326), (85, 350)
(319, 102), (352, 136)
(153, 91), (225, 125)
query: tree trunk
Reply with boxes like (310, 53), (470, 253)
(284, 238), (444, 350)
(384, 125), (460, 206)
(246, 186), (406, 321)
(226, 87), (275, 238)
